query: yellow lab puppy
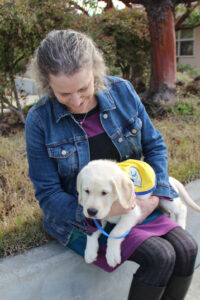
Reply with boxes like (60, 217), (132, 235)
(77, 159), (200, 267)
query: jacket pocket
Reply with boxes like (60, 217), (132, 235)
(123, 117), (142, 159)
(47, 142), (78, 177)
(124, 117), (142, 137)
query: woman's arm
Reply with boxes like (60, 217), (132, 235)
(25, 111), (86, 229)
(138, 103), (178, 198)
(126, 81), (178, 199)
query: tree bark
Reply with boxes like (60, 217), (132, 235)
(145, 3), (176, 101)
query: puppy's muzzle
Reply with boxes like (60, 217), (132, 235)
(87, 208), (98, 217)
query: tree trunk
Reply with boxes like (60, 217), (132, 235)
(145, 4), (176, 102)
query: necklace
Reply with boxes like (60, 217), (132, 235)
(78, 111), (89, 126)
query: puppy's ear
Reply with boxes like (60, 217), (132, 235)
(111, 173), (134, 209)
(76, 171), (83, 205)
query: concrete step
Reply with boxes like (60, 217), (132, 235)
(0, 241), (137, 300)
(0, 179), (200, 300)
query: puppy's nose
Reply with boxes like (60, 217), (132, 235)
(87, 208), (98, 217)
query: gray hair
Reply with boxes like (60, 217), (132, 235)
(29, 29), (107, 97)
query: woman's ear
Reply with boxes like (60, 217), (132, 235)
(111, 173), (134, 209)
(76, 171), (83, 205)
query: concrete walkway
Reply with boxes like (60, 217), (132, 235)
(0, 179), (200, 300)
(184, 179), (200, 300)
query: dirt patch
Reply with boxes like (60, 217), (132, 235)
(0, 112), (25, 136)
(186, 76), (200, 96)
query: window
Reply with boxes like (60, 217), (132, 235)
(176, 29), (194, 57)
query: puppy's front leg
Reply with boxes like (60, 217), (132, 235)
(84, 221), (106, 264)
(106, 205), (142, 268)
(106, 236), (123, 268)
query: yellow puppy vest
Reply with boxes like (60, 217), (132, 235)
(118, 159), (156, 196)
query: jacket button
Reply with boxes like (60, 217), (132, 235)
(103, 113), (108, 119)
(61, 150), (67, 156)
(132, 129), (137, 134)
(118, 137), (123, 143)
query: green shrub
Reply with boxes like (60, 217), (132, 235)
(0, 0), (76, 123)
(173, 102), (197, 116)
(177, 63), (200, 79)
(96, 8), (151, 88)
(164, 100), (197, 116)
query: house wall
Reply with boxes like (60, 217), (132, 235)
(178, 26), (200, 70)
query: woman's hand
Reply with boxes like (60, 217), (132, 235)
(136, 195), (159, 224)
(103, 194), (136, 219)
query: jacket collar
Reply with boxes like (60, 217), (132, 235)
(97, 88), (116, 112)
(52, 98), (71, 123)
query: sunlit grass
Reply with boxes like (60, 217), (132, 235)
(153, 96), (200, 183)
(0, 131), (48, 257)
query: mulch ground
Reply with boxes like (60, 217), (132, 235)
(0, 113), (25, 136)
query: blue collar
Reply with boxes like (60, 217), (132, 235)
(93, 219), (131, 239)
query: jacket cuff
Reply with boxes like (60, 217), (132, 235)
(75, 205), (88, 229)
(157, 196), (173, 201)
(76, 204), (85, 222)
(153, 181), (179, 198)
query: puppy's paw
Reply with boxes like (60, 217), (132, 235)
(106, 240), (122, 268)
(84, 247), (98, 264)
(106, 247), (121, 268)
(84, 231), (101, 264)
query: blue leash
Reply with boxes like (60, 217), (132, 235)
(93, 219), (131, 239)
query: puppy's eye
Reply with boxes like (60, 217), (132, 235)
(85, 189), (90, 194)
(101, 191), (107, 196)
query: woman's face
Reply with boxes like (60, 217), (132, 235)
(49, 68), (97, 114)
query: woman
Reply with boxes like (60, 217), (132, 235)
(25, 29), (197, 299)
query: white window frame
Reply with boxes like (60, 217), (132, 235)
(176, 28), (195, 57)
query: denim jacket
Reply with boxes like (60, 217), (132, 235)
(25, 76), (178, 246)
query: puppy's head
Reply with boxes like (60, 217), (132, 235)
(77, 160), (135, 219)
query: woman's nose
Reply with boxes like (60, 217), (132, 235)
(70, 93), (82, 106)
